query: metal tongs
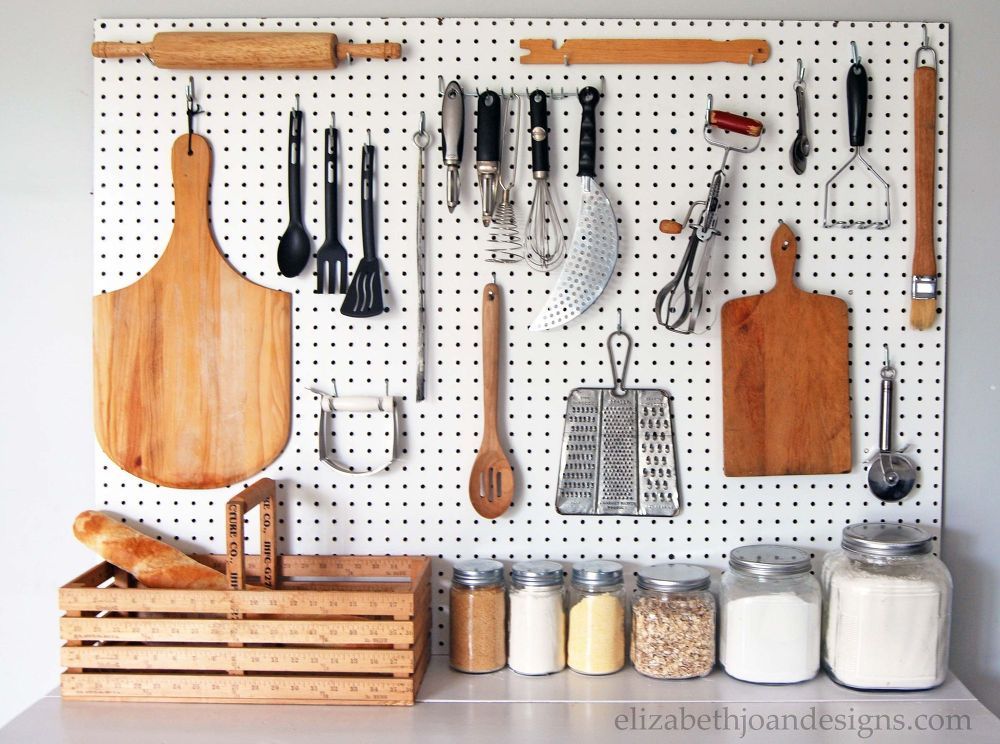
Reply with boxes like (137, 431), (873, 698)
(654, 96), (763, 334)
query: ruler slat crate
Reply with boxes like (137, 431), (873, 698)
(59, 555), (431, 705)
(60, 481), (432, 705)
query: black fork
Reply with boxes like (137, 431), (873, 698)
(315, 118), (349, 294)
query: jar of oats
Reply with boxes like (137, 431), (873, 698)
(449, 559), (506, 673)
(631, 564), (716, 679)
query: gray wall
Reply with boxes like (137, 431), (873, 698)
(1, 0), (997, 727)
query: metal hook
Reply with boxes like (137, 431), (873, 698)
(796, 58), (805, 86)
(491, 271), (497, 284)
(563, 54), (569, 66)
(617, 309), (623, 333)
(366, 129), (372, 147)
(332, 378), (339, 397)
(883, 343), (890, 369)
(185, 76), (203, 156)
(748, 53), (754, 67)
(331, 112), (336, 130)
(294, 93), (300, 112)
(850, 41), (860, 65)
(346, 52), (354, 65)
(922, 23), (929, 48)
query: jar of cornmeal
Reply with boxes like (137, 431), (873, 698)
(567, 560), (625, 675)
(450, 559), (506, 673)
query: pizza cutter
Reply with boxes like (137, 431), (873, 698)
(867, 346), (916, 502)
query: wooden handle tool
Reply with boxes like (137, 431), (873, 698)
(92, 32), (402, 70)
(911, 31), (939, 330)
(519, 38), (770, 66)
(468, 283), (514, 519)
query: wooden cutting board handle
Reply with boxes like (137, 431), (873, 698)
(93, 134), (291, 489)
(770, 222), (800, 294)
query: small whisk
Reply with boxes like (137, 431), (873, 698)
(523, 89), (566, 271)
(487, 93), (523, 263)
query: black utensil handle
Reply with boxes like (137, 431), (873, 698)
(577, 86), (600, 178)
(847, 61), (868, 148)
(288, 109), (303, 220)
(325, 127), (339, 240)
(476, 90), (501, 162)
(361, 144), (376, 260)
(528, 89), (550, 174)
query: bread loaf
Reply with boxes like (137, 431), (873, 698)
(73, 510), (228, 590)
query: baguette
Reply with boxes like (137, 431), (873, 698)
(73, 510), (228, 590)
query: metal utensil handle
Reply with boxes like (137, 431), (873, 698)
(288, 109), (303, 221)
(476, 90), (502, 162)
(441, 80), (464, 165)
(607, 328), (632, 396)
(847, 53), (869, 148)
(577, 86), (600, 178)
(413, 115), (430, 402)
(879, 376), (894, 453)
(529, 89), (550, 174)
(361, 144), (376, 260)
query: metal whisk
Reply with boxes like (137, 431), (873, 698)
(523, 89), (566, 271)
(487, 93), (523, 263)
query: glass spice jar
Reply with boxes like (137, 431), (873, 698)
(567, 560), (626, 675)
(822, 523), (952, 691)
(508, 560), (566, 676)
(449, 559), (506, 673)
(720, 545), (821, 684)
(631, 564), (716, 679)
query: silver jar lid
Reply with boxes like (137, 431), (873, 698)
(636, 563), (711, 592)
(452, 559), (505, 587)
(511, 560), (564, 587)
(571, 559), (624, 587)
(841, 523), (932, 557)
(729, 545), (813, 577)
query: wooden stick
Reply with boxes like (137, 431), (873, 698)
(519, 38), (770, 65)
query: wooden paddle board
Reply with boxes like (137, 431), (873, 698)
(93, 134), (291, 489)
(721, 223), (851, 476)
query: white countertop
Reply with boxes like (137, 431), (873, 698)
(3, 658), (998, 743)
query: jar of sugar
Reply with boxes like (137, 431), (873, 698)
(508, 560), (566, 675)
(449, 559), (507, 673)
(720, 545), (821, 684)
(822, 523), (952, 691)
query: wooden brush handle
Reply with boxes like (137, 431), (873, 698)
(481, 284), (501, 444)
(92, 32), (401, 70)
(709, 110), (763, 138)
(913, 65), (937, 278)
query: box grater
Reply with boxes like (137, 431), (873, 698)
(555, 328), (680, 516)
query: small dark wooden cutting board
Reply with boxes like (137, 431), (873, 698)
(721, 223), (851, 476)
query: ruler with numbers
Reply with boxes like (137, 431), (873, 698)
(62, 673), (414, 702)
(61, 644), (415, 673)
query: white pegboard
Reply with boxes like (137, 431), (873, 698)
(92, 17), (949, 654)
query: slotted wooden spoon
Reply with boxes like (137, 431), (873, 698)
(469, 283), (514, 518)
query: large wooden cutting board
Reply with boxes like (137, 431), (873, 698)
(721, 223), (851, 476)
(94, 134), (291, 489)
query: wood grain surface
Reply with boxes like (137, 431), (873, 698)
(519, 38), (770, 65)
(91, 32), (402, 69)
(93, 134), (291, 489)
(911, 64), (939, 329)
(721, 223), (851, 476)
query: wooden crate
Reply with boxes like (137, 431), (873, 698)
(59, 480), (431, 705)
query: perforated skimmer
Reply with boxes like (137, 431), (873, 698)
(555, 321), (680, 516)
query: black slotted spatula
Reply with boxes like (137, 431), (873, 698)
(341, 138), (385, 317)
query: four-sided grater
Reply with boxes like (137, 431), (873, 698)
(555, 326), (680, 516)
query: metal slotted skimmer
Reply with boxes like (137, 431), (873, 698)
(555, 321), (680, 516)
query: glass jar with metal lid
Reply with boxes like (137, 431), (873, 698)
(822, 523), (952, 690)
(449, 559), (506, 673)
(631, 563), (716, 679)
(720, 545), (821, 684)
(508, 560), (566, 675)
(567, 560), (625, 675)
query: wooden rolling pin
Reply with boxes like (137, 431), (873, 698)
(92, 32), (402, 70)
(520, 38), (770, 66)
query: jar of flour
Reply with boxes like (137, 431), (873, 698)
(822, 523), (952, 690)
(720, 545), (821, 684)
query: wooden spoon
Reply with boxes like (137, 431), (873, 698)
(469, 283), (514, 518)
